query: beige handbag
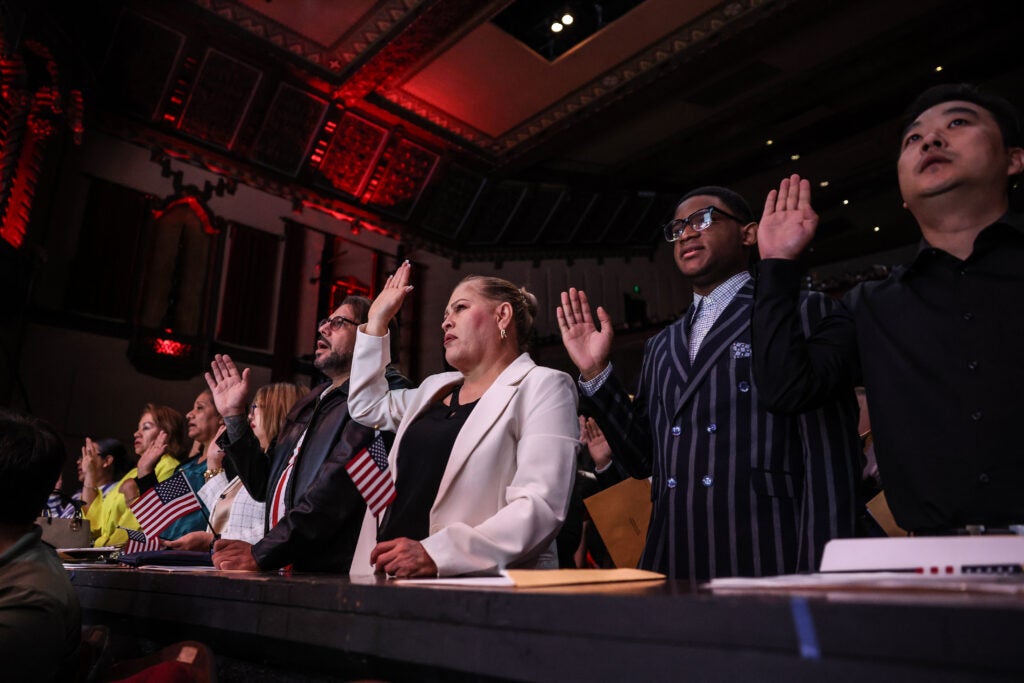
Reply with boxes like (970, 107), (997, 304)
(37, 507), (92, 549)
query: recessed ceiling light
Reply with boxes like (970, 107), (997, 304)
(819, 181), (829, 188)
(562, 14), (574, 25)
(766, 139), (774, 146)
(935, 66), (943, 72)
(873, 226), (880, 232)
(790, 154), (800, 161)
(551, 22), (563, 32)
(842, 199), (850, 205)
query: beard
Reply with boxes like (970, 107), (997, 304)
(314, 348), (353, 377)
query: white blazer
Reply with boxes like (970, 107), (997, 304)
(348, 329), (579, 576)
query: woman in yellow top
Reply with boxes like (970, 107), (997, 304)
(82, 403), (187, 547)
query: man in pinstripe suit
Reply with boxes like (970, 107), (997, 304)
(557, 186), (860, 581)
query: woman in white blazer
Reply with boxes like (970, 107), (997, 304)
(348, 262), (579, 577)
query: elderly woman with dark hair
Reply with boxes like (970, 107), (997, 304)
(83, 403), (186, 547)
(348, 262), (579, 577)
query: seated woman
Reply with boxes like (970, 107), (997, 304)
(66, 437), (130, 518)
(349, 262), (579, 577)
(165, 382), (307, 550)
(83, 404), (187, 547)
(137, 390), (224, 541)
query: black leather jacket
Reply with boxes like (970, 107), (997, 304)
(220, 368), (410, 572)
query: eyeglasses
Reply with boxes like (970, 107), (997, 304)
(663, 206), (746, 242)
(318, 315), (358, 332)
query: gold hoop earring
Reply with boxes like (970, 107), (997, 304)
(500, 327), (507, 340)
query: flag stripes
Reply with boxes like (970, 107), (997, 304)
(345, 435), (396, 517)
(129, 471), (202, 538)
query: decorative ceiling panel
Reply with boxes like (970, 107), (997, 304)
(179, 49), (262, 149)
(252, 83), (329, 176)
(191, 0), (425, 75)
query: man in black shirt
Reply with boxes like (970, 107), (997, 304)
(752, 83), (1024, 534)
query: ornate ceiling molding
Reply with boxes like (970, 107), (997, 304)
(380, 0), (777, 158)
(189, 0), (425, 76)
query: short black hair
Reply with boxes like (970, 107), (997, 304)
(341, 294), (401, 361)
(0, 409), (67, 525)
(93, 437), (130, 481)
(675, 186), (756, 224)
(900, 83), (1023, 148)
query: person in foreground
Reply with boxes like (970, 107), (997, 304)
(0, 409), (81, 681)
(753, 83), (1024, 534)
(205, 296), (409, 571)
(349, 262), (579, 577)
(558, 186), (860, 581)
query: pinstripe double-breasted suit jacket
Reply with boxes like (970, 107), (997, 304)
(587, 279), (860, 580)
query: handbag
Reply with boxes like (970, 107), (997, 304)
(37, 505), (92, 549)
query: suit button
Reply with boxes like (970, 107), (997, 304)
(738, 381), (750, 393)
(706, 423), (717, 434)
(671, 426), (681, 436)
(978, 473), (991, 485)
(701, 475), (714, 487)
(667, 478), (677, 489)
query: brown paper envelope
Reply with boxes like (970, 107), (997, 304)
(866, 490), (909, 537)
(583, 476), (652, 569)
(505, 568), (664, 588)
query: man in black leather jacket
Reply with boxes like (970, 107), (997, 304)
(206, 296), (410, 572)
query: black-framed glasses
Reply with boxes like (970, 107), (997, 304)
(318, 315), (358, 331)
(663, 206), (745, 242)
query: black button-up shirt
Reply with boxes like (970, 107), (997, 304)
(753, 214), (1024, 532)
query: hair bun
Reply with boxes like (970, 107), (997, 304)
(519, 287), (538, 317)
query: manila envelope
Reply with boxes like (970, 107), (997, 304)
(583, 476), (652, 569)
(866, 490), (909, 537)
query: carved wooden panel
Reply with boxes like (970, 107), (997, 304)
(363, 137), (439, 219)
(179, 49), (262, 149)
(252, 83), (328, 176)
(314, 111), (388, 197)
(104, 10), (185, 120)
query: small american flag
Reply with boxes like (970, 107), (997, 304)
(129, 471), (202, 538)
(123, 527), (160, 554)
(345, 434), (396, 518)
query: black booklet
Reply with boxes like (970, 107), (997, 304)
(117, 550), (214, 567)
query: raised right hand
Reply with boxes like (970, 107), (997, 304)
(205, 354), (250, 418)
(366, 260), (414, 337)
(136, 430), (168, 477)
(580, 416), (613, 470)
(556, 288), (613, 380)
(80, 437), (103, 486)
(758, 173), (819, 260)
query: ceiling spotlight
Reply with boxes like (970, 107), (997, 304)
(790, 154), (800, 161)
(935, 66), (943, 72)
(551, 21), (564, 32)
(562, 14), (574, 25)
(766, 139), (774, 146)
(819, 180), (829, 188)
(873, 226), (880, 232)
(842, 199), (850, 205)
